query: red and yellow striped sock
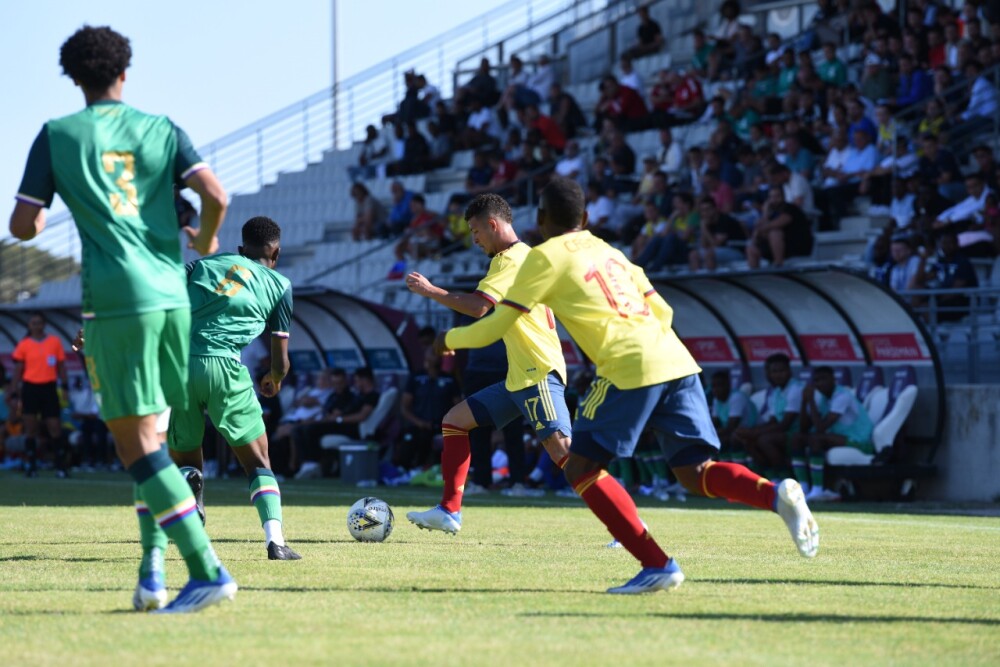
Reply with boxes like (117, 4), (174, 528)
(699, 460), (777, 511)
(440, 423), (470, 514)
(573, 469), (668, 568)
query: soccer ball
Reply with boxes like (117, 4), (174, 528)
(347, 497), (394, 542)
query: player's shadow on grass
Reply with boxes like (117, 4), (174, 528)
(239, 585), (604, 595)
(0, 555), (131, 563)
(699, 577), (1000, 590)
(521, 611), (1000, 626)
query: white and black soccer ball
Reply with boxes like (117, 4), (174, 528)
(347, 496), (394, 542)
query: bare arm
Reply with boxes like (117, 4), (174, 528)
(182, 169), (227, 256)
(11, 361), (24, 395)
(261, 336), (290, 398)
(406, 272), (492, 318)
(9, 202), (45, 241)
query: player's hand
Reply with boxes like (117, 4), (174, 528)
(260, 375), (281, 398)
(433, 331), (454, 357)
(71, 328), (84, 352)
(182, 226), (219, 256)
(405, 271), (434, 296)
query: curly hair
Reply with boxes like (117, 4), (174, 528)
(464, 192), (512, 224)
(242, 216), (282, 247)
(539, 177), (585, 230)
(59, 26), (131, 92)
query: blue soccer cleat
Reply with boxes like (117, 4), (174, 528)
(154, 565), (237, 614)
(607, 559), (685, 594)
(132, 573), (167, 611)
(406, 505), (462, 534)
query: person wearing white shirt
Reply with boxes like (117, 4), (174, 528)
(526, 55), (555, 102)
(960, 62), (1000, 122)
(657, 128), (683, 181)
(935, 173), (992, 227)
(889, 181), (916, 229)
(585, 182), (616, 234)
(555, 140), (588, 186)
(772, 164), (815, 213)
(820, 129), (851, 187)
(618, 55), (646, 101)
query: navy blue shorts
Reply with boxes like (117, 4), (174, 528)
(467, 372), (572, 441)
(571, 374), (720, 467)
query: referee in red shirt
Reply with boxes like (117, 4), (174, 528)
(11, 313), (69, 477)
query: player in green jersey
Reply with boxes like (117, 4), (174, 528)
(168, 216), (300, 560)
(9, 25), (232, 613)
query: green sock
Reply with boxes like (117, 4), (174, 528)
(809, 456), (826, 490)
(128, 448), (220, 581)
(651, 456), (669, 480)
(134, 483), (167, 580)
(249, 468), (283, 524)
(791, 456), (809, 484)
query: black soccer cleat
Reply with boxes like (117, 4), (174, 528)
(267, 542), (302, 561)
(180, 466), (206, 526)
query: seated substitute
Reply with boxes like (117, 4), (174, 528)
(709, 370), (758, 466)
(732, 353), (804, 480)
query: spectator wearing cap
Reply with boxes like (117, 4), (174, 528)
(860, 53), (895, 103)
(622, 5), (665, 60)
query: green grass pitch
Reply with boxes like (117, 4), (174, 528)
(1, 472), (998, 666)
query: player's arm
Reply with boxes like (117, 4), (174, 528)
(262, 287), (293, 397)
(10, 361), (24, 397)
(399, 391), (429, 429)
(10, 127), (55, 241)
(182, 169), (227, 256)
(632, 263), (674, 330)
(440, 303), (522, 354)
(405, 272), (492, 318)
(9, 202), (45, 241)
(342, 397), (376, 424)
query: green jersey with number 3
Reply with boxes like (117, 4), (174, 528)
(186, 253), (292, 360)
(16, 100), (207, 319)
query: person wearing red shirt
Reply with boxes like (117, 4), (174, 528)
(669, 71), (705, 121)
(595, 76), (648, 131)
(11, 312), (69, 477)
(523, 104), (566, 151)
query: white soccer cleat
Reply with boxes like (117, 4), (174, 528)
(776, 479), (820, 558)
(406, 505), (462, 534)
(607, 559), (685, 594)
(132, 576), (167, 611)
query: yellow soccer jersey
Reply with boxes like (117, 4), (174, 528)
(494, 230), (700, 389)
(475, 242), (566, 391)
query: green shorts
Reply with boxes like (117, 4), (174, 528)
(168, 355), (265, 451)
(84, 309), (190, 422)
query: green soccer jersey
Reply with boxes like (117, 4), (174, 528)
(186, 253), (292, 360)
(16, 101), (207, 318)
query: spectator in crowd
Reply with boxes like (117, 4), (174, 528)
(690, 195), (747, 271)
(702, 169), (735, 214)
(630, 200), (668, 263)
(622, 4), (665, 60)
(960, 59), (1000, 125)
(635, 191), (698, 272)
(911, 178), (953, 233)
(441, 195), (472, 254)
(914, 229), (979, 321)
(386, 180), (414, 237)
(294, 368), (380, 480)
(943, 20), (963, 71)
(712, 0), (745, 43)
(846, 99), (877, 144)
(417, 74), (441, 113)
(584, 181), (616, 239)
(273, 369), (336, 469)
(433, 99), (460, 138)
(396, 348), (461, 471)
(394, 194), (443, 262)
(594, 75), (648, 131)
(522, 103), (566, 152)
(771, 163), (815, 214)
(459, 58), (500, 108)
(664, 69), (707, 125)
(818, 42), (848, 88)
(465, 151), (494, 194)
(709, 369), (757, 465)
(732, 352), (804, 481)
(793, 366), (874, 502)
(618, 54), (646, 100)
(555, 139), (587, 186)
(860, 54), (895, 103)
(818, 127), (879, 228)
(426, 120), (452, 170)
(890, 52), (933, 108)
(918, 132), (965, 201)
(873, 104), (898, 156)
(860, 136), (919, 211)
(68, 374), (108, 470)
(934, 172), (993, 229)
(286, 368), (357, 478)
(889, 177), (917, 230)
(778, 132), (816, 181)
(526, 54), (555, 102)
(350, 124), (388, 181)
(608, 129), (637, 180)
(548, 83), (587, 140)
(486, 150), (519, 194)
(350, 182), (387, 242)
(776, 49), (799, 99)
(973, 145), (999, 191)
(680, 146), (707, 195)
(174, 187), (197, 229)
(463, 96), (502, 149)
(747, 186), (813, 268)
(690, 29), (716, 80)
(886, 233), (924, 297)
(656, 128), (683, 182)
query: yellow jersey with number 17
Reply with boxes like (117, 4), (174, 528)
(500, 230), (700, 390)
(475, 241), (566, 391)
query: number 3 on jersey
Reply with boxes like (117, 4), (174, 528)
(215, 264), (253, 297)
(585, 259), (650, 318)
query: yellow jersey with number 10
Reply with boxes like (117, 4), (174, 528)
(474, 241), (566, 391)
(501, 230), (700, 390)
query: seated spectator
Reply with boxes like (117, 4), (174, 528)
(294, 368), (380, 479)
(272, 370), (336, 465)
(349, 125), (388, 181)
(386, 121), (430, 176)
(747, 186), (813, 268)
(771, 163), (815, 214)
(630, 200), (667, 263)
(917, 132), (964, 202)
(584, 181), (616, 239)
(690, 29), (717, 80)
(554, 139), (587, 186)
(888, 177), (917, 230)
(873, 104), (898, 157)
(860, 136), (919, 210)
(465, 151), (494, 194)
(68, 375), (108, 470)
(395, 194), (443, 261)
(426, 121), (452, 169)
(846, 99), (877, 145)
(526, 54), (555, 102)
(934, 172), (993, 229)
(709, 369), (758, 465)
(286, 367), (356, 476)
(486, 150), (519, 193)
(521, 103), (566, 152)
(973, 145), (1000, 192)
(778, 133), (816, 181)
(793, 366), (874, 501)
(350, 182), (387, 241)
(395, 349), (461, 471)
(680, 146), (707, 195)
(547, 83), (587, 139)
(463, 97), (502, 149)
(656, 128), (683, 182)
(775, 49), (799, 99)
(386, 180), (414, 238)
(704, 146), (742, 190)
(622, 5), (665, 60)
(500, 54), (537, 111)
(764, 32), (785, 67)
(859, 54), (895, 104)
(662, 69), (706, 124)
(441, 195), (472, 254)
(818, 128), (879, 227)
(915, 229), (979, 321)
(433, 100), (460, 138)
(635, 192), (698, 272)
(712, 0), (745, 44)
(886, 233), (924, 297)
(732, 352), (804, 480)
(817, 41), (848, 88)
(416, 74), (440, 113)
(702, 169), (735, 214)
(690, 196), (747, 271)
(960, 59), (1000, 125)
(617, 54), (646, 100)
(459, 57), (500, 108)
(890, 52), (933, 108)
(594, 76), (648, 131)
(608, 129), (637, 180)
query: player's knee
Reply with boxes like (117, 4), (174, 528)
(562, 452), (601, 485)
(672, 464), (705, 495)
(541, 432), (570, 460)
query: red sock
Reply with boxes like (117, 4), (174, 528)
(573, 470), (668, 568)
(440, 424), (470, 514)
(700, 461), (777, 511)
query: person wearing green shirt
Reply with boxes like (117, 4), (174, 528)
(817, 43), (847, 88)
(9, 25), (231, 614)
(168, 216), (299, 561)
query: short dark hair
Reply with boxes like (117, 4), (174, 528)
(711, 369), (730, 383)
(330, 367), (347, 378)
(540, 177), (586, 230)
(60, 26), (132, 92)
(464, 192), (512, 224)
(813, 365), (834, 379)
(411, 193), (426, 205)
(242, 216), (281, 246)
(765, 353), (790, 368)
(354, 367), (374, 382)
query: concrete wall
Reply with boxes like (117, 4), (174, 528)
(924, 385), (1000, 502)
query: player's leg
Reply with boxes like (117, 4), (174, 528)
(167, 383), (208, 525)
(658, 376), (819, 558)
(89, 311), (235, 613)
(804, 433), (845, 501)
(565, 379), (681, 593)
(789, 432), (812, 491)
(20, 389), (40, 477)
(522, 373), (573, 469)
